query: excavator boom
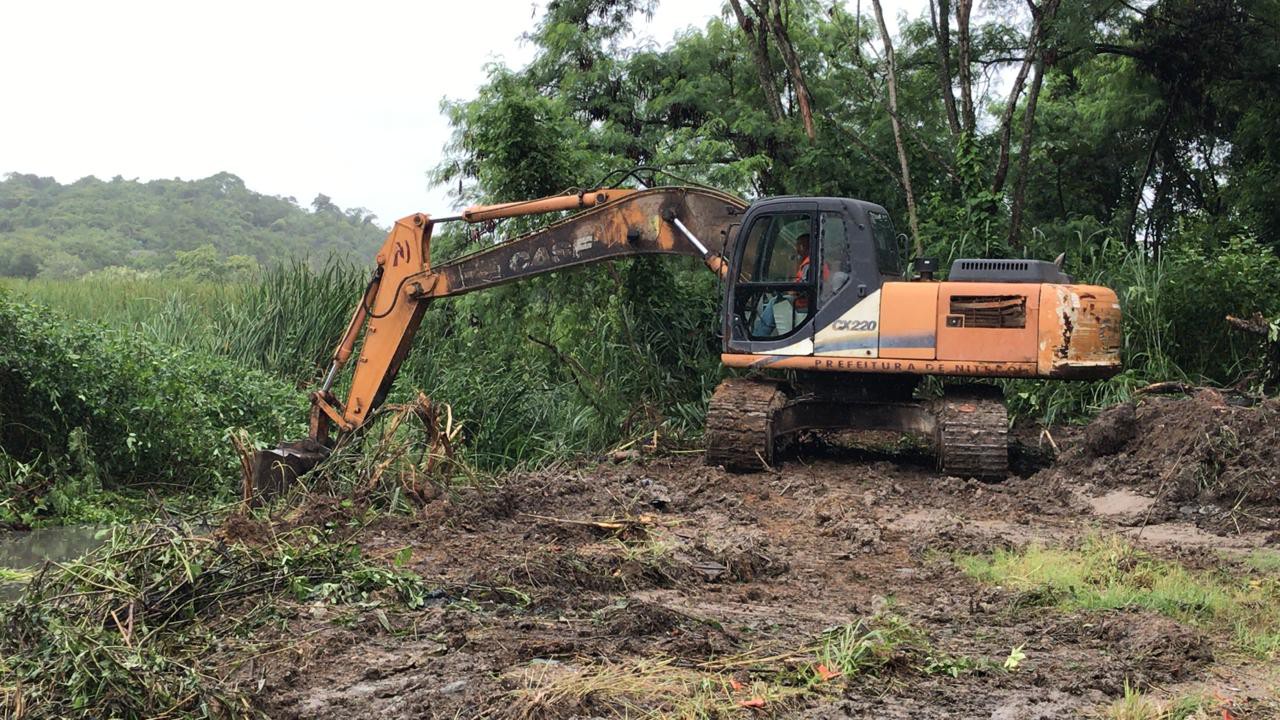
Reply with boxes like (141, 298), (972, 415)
(249, 186), (747, 495)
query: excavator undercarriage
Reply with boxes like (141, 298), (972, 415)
(704, 375), (1009, 479)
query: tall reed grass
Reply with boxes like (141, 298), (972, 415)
(9, 231), (1274, 464)
(3, 261), (363, 387)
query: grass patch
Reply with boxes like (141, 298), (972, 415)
(1246, 549), (1280, 575)
(510, 614), (972, 717)
(958, 535), (1280, 658)
(1105, 681), (1214, 720)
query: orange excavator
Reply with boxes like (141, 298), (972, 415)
(251, 182), (1120, 489)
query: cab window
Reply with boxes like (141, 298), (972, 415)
(733, 212), (815, 341)
(868, 210), (902, 275)
(819, 211), (850, 302)
(739, 213), (812, 282)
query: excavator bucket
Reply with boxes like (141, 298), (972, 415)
(245, 439), (330, 504)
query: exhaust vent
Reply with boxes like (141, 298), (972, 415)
(949, 258), (1071, 283)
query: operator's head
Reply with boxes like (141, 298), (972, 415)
(795, 233), (811, 258)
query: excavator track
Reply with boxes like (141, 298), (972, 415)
(935, 385), (1009, 480)
(705, 378), (789, 472)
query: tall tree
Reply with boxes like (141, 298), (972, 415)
(871, 0), (923, 256)
(757, 0), (817, 141)
(991, 0), (1059, 197)
(728, 0), (786, 123)
(954, 0), (976, 135)
(929, 0), (962, 136)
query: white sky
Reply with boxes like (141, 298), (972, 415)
(1, 0), (928, 227)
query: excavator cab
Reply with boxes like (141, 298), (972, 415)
(725, 197), (902, 357)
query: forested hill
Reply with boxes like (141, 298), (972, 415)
(0, 172), (387, 278)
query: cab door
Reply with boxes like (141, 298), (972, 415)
(809, 203), (893, 357)
(725, 202), (818, 355)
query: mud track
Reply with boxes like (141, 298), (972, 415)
(221, 395), (1280, 719)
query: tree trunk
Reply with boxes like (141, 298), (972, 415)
(930, 0), (962, 136)
(729, 0), (786, 123)
(1127, 107), (1171, 247)
(954, 0), (976, 135)
(871, 0), (923, 258)
(990, 3), (1051, 196)
(756, 0), (816, 141)
(1008, 57), (1045, 247)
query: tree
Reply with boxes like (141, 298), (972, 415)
(871, 0), (923, 257)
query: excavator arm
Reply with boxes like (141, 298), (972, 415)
(250, 186), (746, 494)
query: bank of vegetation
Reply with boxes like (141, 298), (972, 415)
(0, 172), (385, 280)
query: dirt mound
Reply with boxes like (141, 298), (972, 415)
(1049, 392), (1280, 533)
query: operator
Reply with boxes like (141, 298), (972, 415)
(753, 232), (828, 338)
(791, 233), (828, 313)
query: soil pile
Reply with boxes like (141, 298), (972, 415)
(1052, 391), (1280, 533)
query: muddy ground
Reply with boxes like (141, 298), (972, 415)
(219, 393), (1280, 719)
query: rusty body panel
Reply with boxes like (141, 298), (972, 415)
(1037, 284), (1123, 378)
(935, 282), (1040, 363)
(725, 281), (1122, 381)
(725, 278), (1121, 380)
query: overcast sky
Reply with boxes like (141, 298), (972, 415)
(1, 0), (928, 227)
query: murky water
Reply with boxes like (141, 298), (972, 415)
(0, 525), (114, 600)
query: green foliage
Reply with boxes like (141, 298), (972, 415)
(391, 255), (723, 465)
(0, 523), (430, 718)
(815, 615), (921, 678)
(1160, 237), (1280, 378)
(3, 260), (365, 389)
(0, 292), (304, 525)
(0, 172), (385, 278)
(171, 244), (258, 282)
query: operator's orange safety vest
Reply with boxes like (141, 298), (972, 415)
(793, 257), (829, 311)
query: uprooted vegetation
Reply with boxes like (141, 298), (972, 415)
(0, 522), (431, 718)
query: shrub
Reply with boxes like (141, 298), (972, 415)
(0, 292), (305, 522)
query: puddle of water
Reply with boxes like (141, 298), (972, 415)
(0, 525), (114, 600)
(1087, 489), (1155, 516)
(1121, 523), (1271, 550)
